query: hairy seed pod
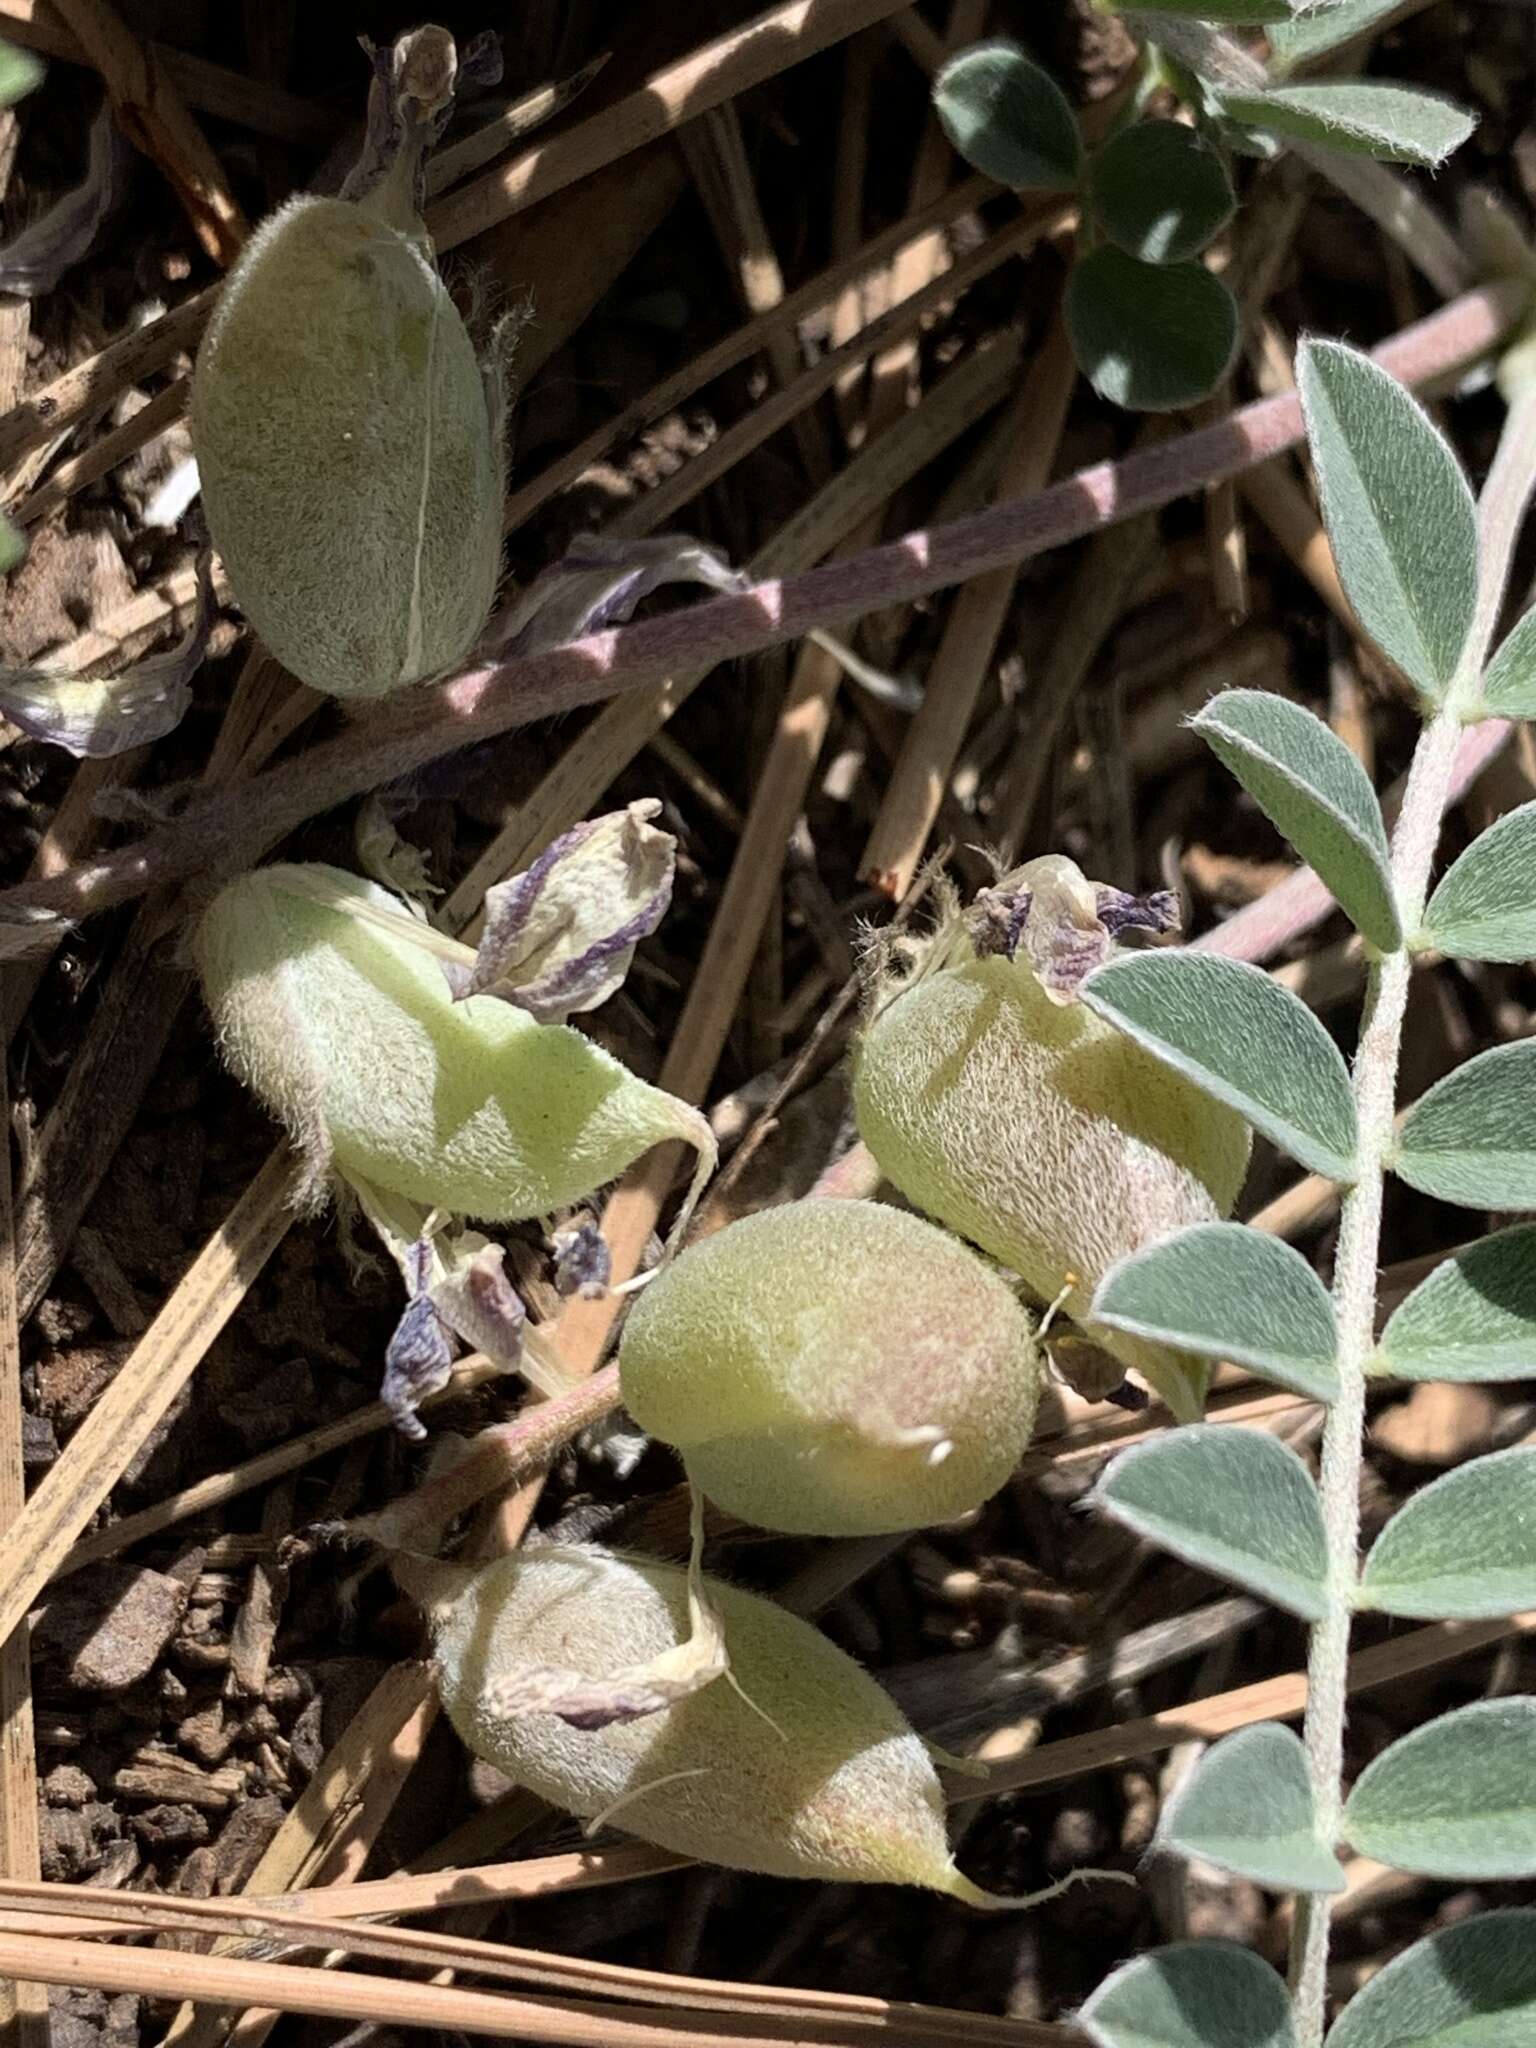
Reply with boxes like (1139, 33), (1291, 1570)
(853, 950), (1250, 1418)
(619, 1199), (1042, 1536)
(416, 1543), (1004, 1902)
(191, 195), (502, 699)
(192, 863), (713, 1218)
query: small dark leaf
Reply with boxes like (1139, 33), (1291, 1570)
(932, 41), (1082, 191)
(1087, 119), (1235, 266)
(1066, 246), (1237, 412)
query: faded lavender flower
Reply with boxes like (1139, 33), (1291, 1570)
(442, 799), (675, 1024)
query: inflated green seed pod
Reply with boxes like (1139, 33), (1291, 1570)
(619, 1198), (1042, 1536)
(191, 194), (502, 698)
(192, 862), (713, 1218)
(853, 950), (1250, 1418)
(418, 1543), (1003, 1902)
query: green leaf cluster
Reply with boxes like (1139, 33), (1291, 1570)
(931, 22), (1474, 412)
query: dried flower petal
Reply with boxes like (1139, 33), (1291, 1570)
(355, 792), (439, 909)
(492, 533), (750, 658)
(0, 105), (133, 298)
(972, 855), (1110, 1004)
(972, 860), (1183, 1005)
(1096, 885), (1181, 939)
(382, 1289), (455, 1441)
(480, 1497), (728, 1730)
(443, 800), (674, 1024)
(0, 548), (214, 758)
(431, 1238), (526, 1374)
(343, 26), (462, 230)
(552, 1222), (610, 1298)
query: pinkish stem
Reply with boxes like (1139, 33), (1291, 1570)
(0, 282), (1518, 949)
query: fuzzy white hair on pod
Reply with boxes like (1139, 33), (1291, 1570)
(415, 1543), (1003, 1902)
(192, 862), (713, 1219)
(191, 195), (503, 699)
(853, 953), (1251, 1418)
(619, 1198), (1043, 1537)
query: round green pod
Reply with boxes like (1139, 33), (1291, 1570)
(419, 1543), (999, 1902)
(619, 1198), (1041, 1536)
(192, 862), (711, 1218)
(853, 954), (1250, 1417)
(191, 195), (502, 699)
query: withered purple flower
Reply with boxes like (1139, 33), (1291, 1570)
(381, 1289), (455, 1442)
(971, 855), (1181, 1003)
(380, 1228), (530, 1437)
(442, 799), (675, 1025)
(552, 1221), (611, 1299)
(432, 1240), (527, 1375)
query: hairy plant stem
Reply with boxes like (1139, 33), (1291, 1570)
(1288, 384), (1536, 2045)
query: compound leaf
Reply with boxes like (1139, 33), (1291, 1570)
(1192, 689), (1400, 949)
(1093, 1224), (1339, 1402)
(1359, 1449), (1536, 1620)
(1081, 1942), (1297, 2048)
(1088, 119), (1235, 265)
(1421, 802), (1536, 961)
(1393, 1042), (1536, 1210)
(1066, 246), (1238, 412)
(1160, 1722), (1345, 1893)
(1378, 1225), (1536, 1383)
(933, 41), (1082, 190)
(1094, 1427), (1328, 1620)
(1217, 81), (1475, 167)
(1326, 1911), (1536, 2048)
(1298, 338), (1477, 703)
(1083, 950), (1358, 1181)
(1343, 1698), (1536, 1878)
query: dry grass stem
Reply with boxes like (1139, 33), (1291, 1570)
(0, 1147), (297, 1655)
(960, 1611), (1536, 1802)
(47, 0), (249, 263)
(427, 0), (922, 254)
(0, 1878), (1068, 2047)
(861, 305), (1076, 897)
(0, 0), (332, 142)
(0, 1072), (48, 2045)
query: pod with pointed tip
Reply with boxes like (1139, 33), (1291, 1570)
(192, 862), (712, 1217)
(853, 952), (1250, 1417)
(619, 1198), (1042, 1536)
(417, 1543), (1000, 1901)
(191, 194), (502, 699)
